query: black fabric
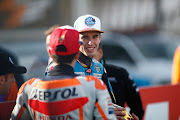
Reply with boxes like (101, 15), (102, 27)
(104, 63), (144, 120)
(79, 52), (92, 68)
(48, 64), (75, 76)
(102, 71), (115, 103)
(44, 64), (78, 81)
(56, 45), (67, 52)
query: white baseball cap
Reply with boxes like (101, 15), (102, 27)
(74, 14), (104, 33)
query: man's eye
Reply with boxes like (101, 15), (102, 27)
(94, 35), (99, 38)
(82, 36), (88, 39)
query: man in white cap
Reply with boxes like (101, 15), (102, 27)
(74, 14), (139, 120)
(74, 14), (108, 85)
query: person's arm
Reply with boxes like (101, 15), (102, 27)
(103, 70), (128, 119)
(124, 71), (144, 120)
(89, 76), (116, 120)
(11, 90), (31, 120)
(11, 79), (37, 120)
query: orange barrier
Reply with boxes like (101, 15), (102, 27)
(139, 84), (180, 120)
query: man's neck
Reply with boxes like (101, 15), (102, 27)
(52, 62), (75, 68)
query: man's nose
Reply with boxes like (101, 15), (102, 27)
(88, 40), (93, 45)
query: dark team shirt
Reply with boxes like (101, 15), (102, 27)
(104, 62), (144, 120)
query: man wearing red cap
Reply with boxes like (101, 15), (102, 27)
(11, 26), (116, 120)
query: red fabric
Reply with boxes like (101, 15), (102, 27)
(49, 28), (80, 55)
(28, 97), (88, 115)
(5, 81), (18, 101)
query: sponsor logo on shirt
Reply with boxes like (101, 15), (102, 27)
(108, 108), (114, 114)
(38, 114), (72, 120)
(95, 65), (101, 72)
(29, 87), (88, 115)
(108, 99), (114, 114)
(93, 73), (102, 79)
(85, 69), (92, 73)
(31, 87), (78, 101)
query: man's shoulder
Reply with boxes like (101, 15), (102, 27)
(18, 78), (39, 94)
(77, 75), (107, 90)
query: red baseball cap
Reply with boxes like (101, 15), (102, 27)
(49, 25), (80, 56)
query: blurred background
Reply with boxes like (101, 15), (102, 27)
(1, 0), (180, 87)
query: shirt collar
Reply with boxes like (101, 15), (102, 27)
(48, 64), (75, 76)
(78, 52), (92, 68)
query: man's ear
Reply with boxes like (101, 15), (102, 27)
(0, 75), (5, 85)
(99, 34), (102, 42)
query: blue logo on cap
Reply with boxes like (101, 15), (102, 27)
(85, 16), (95, 27)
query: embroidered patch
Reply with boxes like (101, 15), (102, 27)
(95, 65), (101, 72)
(85, 16), (95, 27)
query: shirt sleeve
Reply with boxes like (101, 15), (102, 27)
(11, 79), (35, 120)
(124, 70), (144, 120)
(91, 76), (117, 120)
(11, 91), (31, 120)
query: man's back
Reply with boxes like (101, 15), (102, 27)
(11, 65), (116, 120)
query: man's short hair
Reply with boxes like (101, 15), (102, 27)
(51, 52), (78, 64)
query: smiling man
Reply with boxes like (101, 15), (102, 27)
(79, 31), (101, 57)
(74, 15), (104, 79)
